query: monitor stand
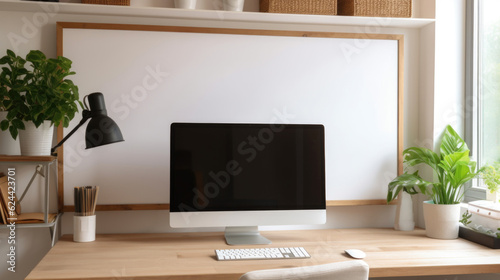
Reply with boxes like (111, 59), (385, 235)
(224, 226), (271, 245)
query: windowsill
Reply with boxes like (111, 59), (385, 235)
(465, 186), (487, 203)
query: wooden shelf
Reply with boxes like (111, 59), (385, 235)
(0, 156), (60, 246)
(0, 0), (435, 29)
(0, 155), (56, 163)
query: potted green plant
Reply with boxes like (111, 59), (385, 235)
(0, 49), (83, 156)
(479, 161), (500, 203)
(387, 125), (478, 239)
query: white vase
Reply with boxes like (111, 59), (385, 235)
(0, 111), (21, 155)
(223, 0), (244, 11)
(423, 200), (461, 239)
(174, 0), (196, 9)
(394, 191), (415, 231)
(18, 121), (53, 156)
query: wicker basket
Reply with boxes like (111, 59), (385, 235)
(337, 0), (411, 18)
(81, 0), (130, 5)
(260, 0), (337, 16)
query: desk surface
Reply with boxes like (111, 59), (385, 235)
(26, 228), (500, 280)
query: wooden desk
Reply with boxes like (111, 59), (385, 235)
(26, 228), (500, 280)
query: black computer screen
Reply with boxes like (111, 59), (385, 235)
(170, 123), (326, 213)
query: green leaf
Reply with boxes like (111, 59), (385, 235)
(31, 105), (44, 120)
(453, 161), (477, 187)
(0, 56), (9, 65)
(9, 125), (18, 140)
(440, 125), (469, 157)
(26, 50), (46, 63)
(438, 151), (470, 173)
(403, 147), (441, 172)
(33, 119), (44, 128)
(6, 108), (18, 119)
(63, 116), (70, 128)
(19, 104), (30, 116)
(0, 119), (9, 131)
(2, 99), (12, 110)
(12, 119), (25, 130)
(6, 49), (15, 57)
(387, 171), (432, 203)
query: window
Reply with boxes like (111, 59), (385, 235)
(465, 0), (500, 201)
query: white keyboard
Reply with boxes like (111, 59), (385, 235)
(215, 247), (310, 261)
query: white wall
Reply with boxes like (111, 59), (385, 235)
(0, 1), (496, 280)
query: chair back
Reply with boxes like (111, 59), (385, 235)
(239, 260), (369, 280)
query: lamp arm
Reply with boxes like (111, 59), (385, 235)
(51, 110), (91, 156)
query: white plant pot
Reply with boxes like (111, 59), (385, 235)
(18, 121), (53, 156)
(0, 111), (21, 155)
(486, 191), (500, 203)
(174, 0), (196, 9)
(223, 0), (244, 11)
(423, 200), (461, 239)
(394, 191), (415, 231)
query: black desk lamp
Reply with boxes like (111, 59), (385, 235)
(51, 92), (124, 156)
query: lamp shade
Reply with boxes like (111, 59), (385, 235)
(85, 92), (124, 149)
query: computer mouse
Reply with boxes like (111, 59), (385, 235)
(344, 249), (366, 259)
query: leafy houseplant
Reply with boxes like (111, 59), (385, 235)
(387, 125), (478, 205)
(387, 125), (478, 239)
(479, 162), (500, 203)
(0, 49), (83, 140)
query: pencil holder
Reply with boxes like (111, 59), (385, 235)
(73, 215), (96, 242)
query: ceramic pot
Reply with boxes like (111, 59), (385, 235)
(423, 200), (461, 239)
(18, 121), (53, 156)
(174, 0), (196, 9)
(74, 215), (96, 242)
(394, 191), (415, 231)
(0, 111), (21, 155)
(223, 0), (244, 11)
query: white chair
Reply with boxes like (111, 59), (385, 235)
(239, 260), (369, 280)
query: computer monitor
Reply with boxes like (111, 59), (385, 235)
(169, 123), (326, 245)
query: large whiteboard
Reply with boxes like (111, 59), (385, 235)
(57, 22), (403, 210)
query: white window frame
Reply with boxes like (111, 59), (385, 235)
(464, 0), (485, 202)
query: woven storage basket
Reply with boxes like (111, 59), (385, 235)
(81, 0), (130, 5)
(260, 0), (337, 15)
(337, 0), (411, 17)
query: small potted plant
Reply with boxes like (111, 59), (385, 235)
(387, 125), (478, 239)
(459, 210), (500, 249)
(480, 161), (500, 203)
(0, 49), (83, 156)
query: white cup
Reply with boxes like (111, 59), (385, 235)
(223, 0), (244, 11)
(174, 0), (196, 9)
(73, 215), (96, 242)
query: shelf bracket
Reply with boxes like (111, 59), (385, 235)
(18, 165), (44, 203)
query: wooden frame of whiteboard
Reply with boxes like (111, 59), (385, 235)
(56, 22), (404, 212)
